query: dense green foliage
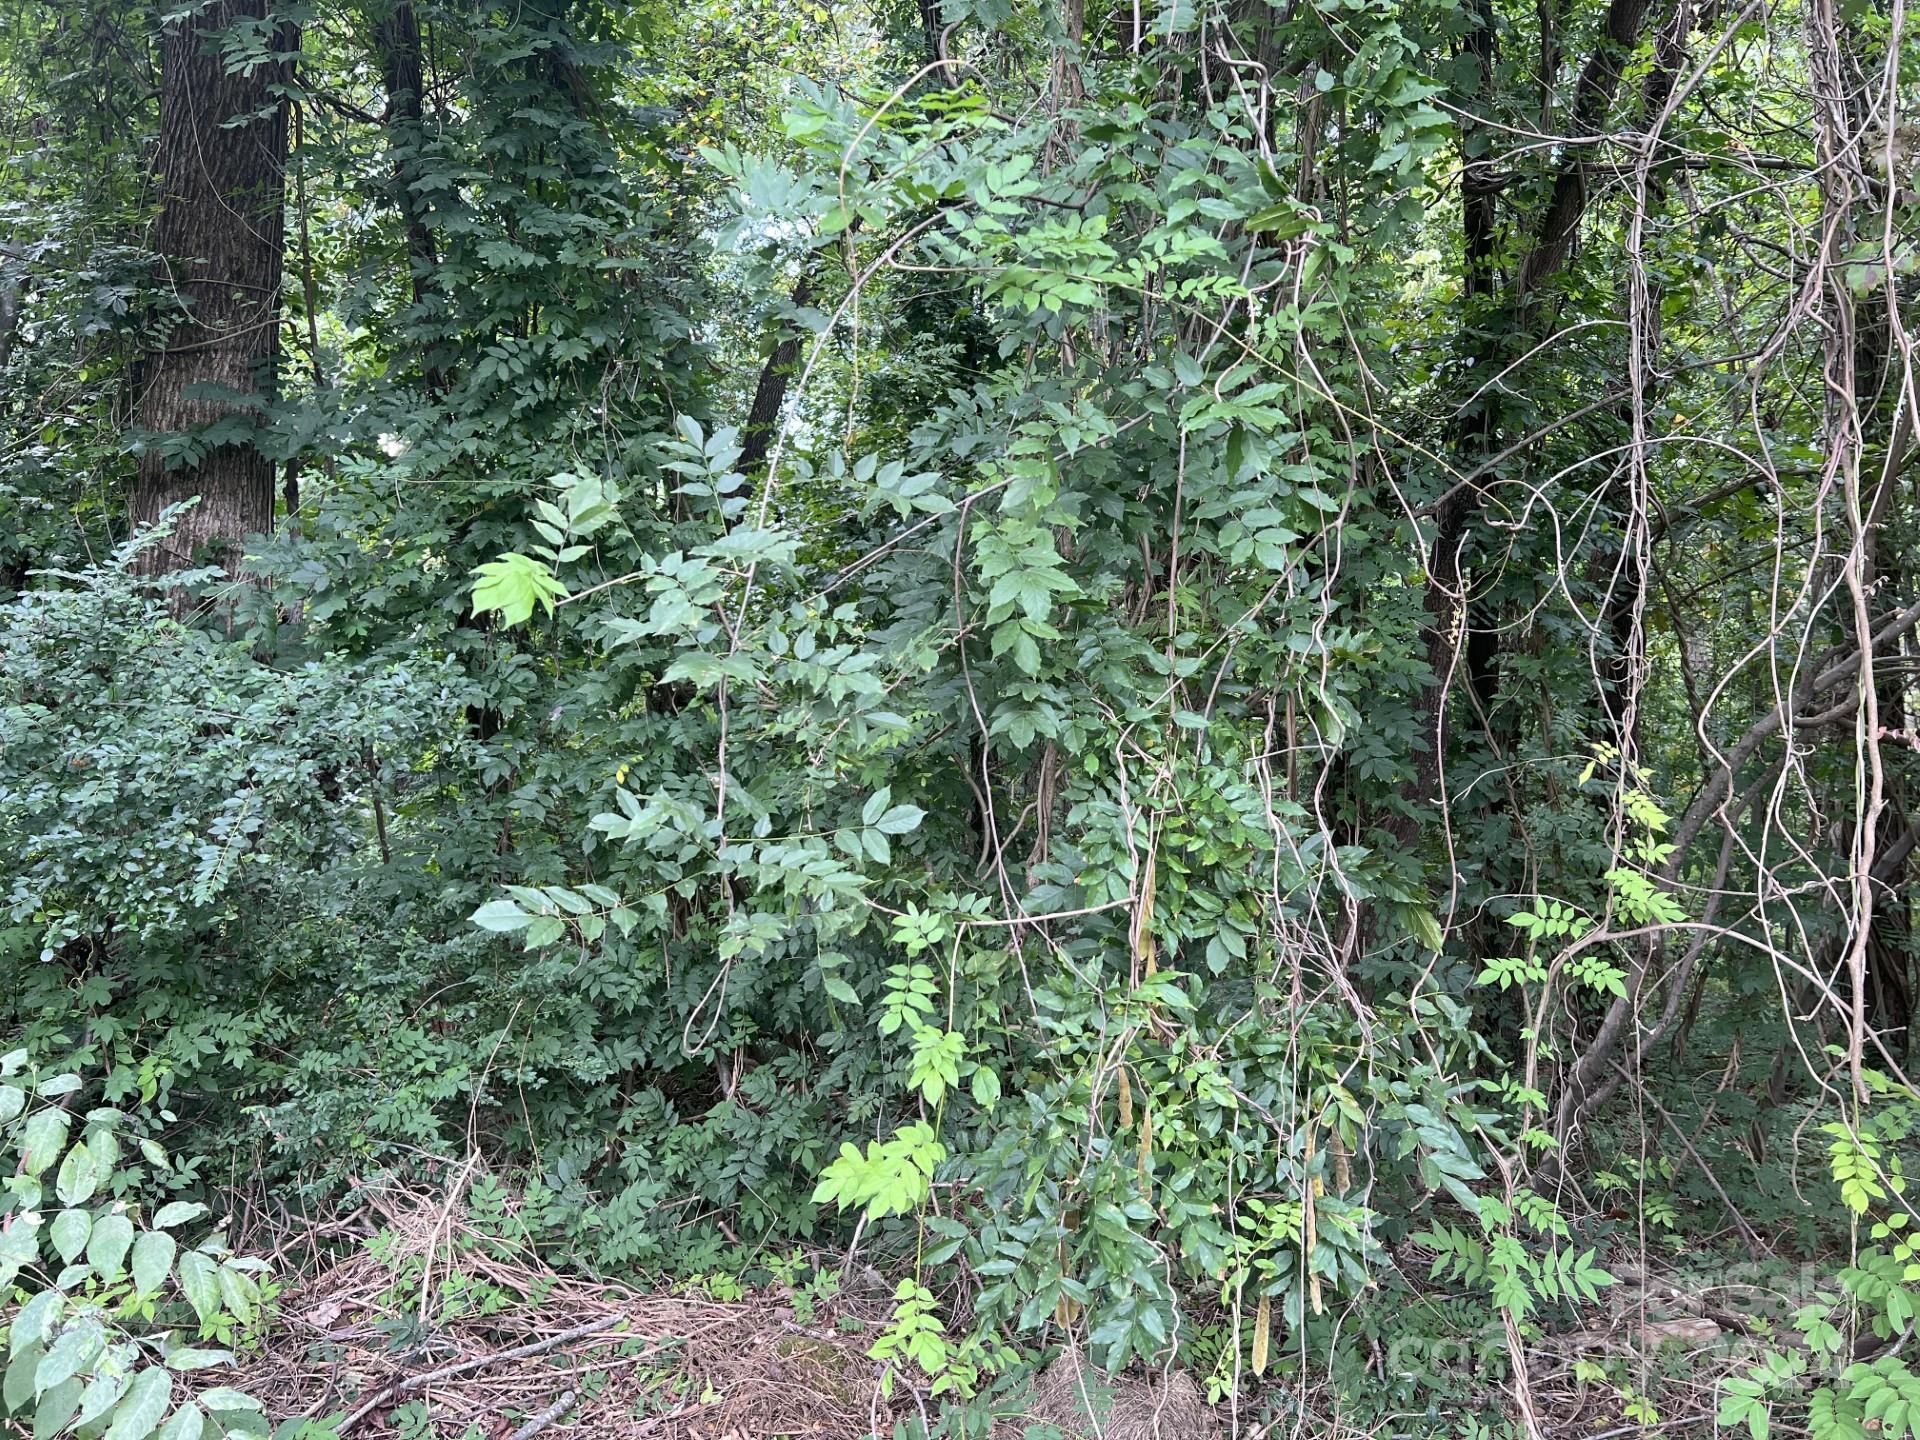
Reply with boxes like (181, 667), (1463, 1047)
(2, 0), (1918, 1434)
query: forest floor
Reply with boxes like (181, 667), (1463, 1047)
(210, 1184), (1773, 1440)
(220, 1186), (913, 1440)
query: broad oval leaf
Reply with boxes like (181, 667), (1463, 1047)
(10, 1291), (63, 1359)
(34, 1319), (105, 1393)
(54, 1141), (99, 1207)
(72, 1366), (130, 1431)
(5, 1340), (44, 1412)
(160, 1349), (233, 1373)
(128, 1232), (175, 1303)
(174, 1253), (219, 1325)
(105, 1367), (170, 1440)
(86, 1214), (135, 1284)
(156, 1402), (204, 1440)
(148, 1203), (205, 1232)
(32, 1377), (81, 1440)
(19, 1110), (72, 1177)
(50, 1210), (90, 1265)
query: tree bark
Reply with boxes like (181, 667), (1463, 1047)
(736, 274), (816, 481)
(374, 3), (442, 341)
(131, 0), (296, 581)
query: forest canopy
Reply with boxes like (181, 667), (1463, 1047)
(0, 0), (1917, 1435)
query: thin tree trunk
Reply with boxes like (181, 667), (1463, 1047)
(132, 0), (296, 582)
(375, 0), (445, 396)
(736, 274), (815, 481)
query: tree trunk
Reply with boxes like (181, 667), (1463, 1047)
(131, 0), (296, 581)
(374, 0), (445, 393)
(736, 274), (816, 482)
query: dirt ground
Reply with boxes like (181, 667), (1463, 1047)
(218, 1185), (916, 1440)
(209, 1183), (1758, 1440)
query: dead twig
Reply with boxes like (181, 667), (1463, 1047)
(507, 1389), (577, 1440)
(338, 1314), (629, 1434)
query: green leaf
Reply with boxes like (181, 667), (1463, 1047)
(149, 1203), (205, 1231)
(875, 804), (925, 835)
(471, 553), (568, 627)
(1402, 906), (1446, 953)
(522, 915), (567, 948)
(0, 1222), (37, 1289)
(0, 1085), (24, 1126)
(1245, 202), (1314, 237)
(175, 1253), (218, 1324)
(469, 899), (533, 932)
(35, 1320), (105, 1393)
(217, 1265), (258, 1325)
(11, 1292), (63, 1359)
(86, 1214), (135, 1283)
(50, 1210), (90, 1265)
(54, 1141), (99, 1207)
(160, 1350), (232, 1373)
(19, 1110), (72, 1176)
(130, 1232), (175, 1302)
(6, 1341), (43, 1412)
(32, 1377), (81, 1440)
(73, 1367), (130, 1431)
(105, 1367), (170, 1440)
(195, 1387), (261, 1414)
(155, 1402), (203, 1440)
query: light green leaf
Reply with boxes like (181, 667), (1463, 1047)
(32, 1377), (81, 1440)
(195, 1387), (261, 1413)
(73, 1366), (129, 1431)
(35, 1319), (105, 1392)
(0, 1219), (41, 1284)
(469, 900), (532, 933)
(55, 1141), (99, 1207)
(970, 1067), (1001, 1110)
(130, 1232), (175, 1302)
(175, 1254), (218, 1325)
(216, 1265), (256, 1325)
(875, 804), (924, 835)
(161, 1350), (232, 1373)
(11, 1292), (63, 1359)
(149, 1203), (205, 1232)
(50, 1210), (90, 1265)
(471, 553), (568, 627)
(156, 1402), (203, 1440)
(86, 1215), (135, 1283)
(19, 1110), (72, 1176)
(6, 1340), (44, 1412)
(0, 1085), (24, 1126)
(105, 1367), (170, 1440)
(522, 915), (566, 948)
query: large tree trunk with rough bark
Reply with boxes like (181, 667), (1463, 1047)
(131, 0), (296, 581)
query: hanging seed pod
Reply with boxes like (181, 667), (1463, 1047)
(1131, 844), (1157, 978)
(1328, 1123), (1351, 1194)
